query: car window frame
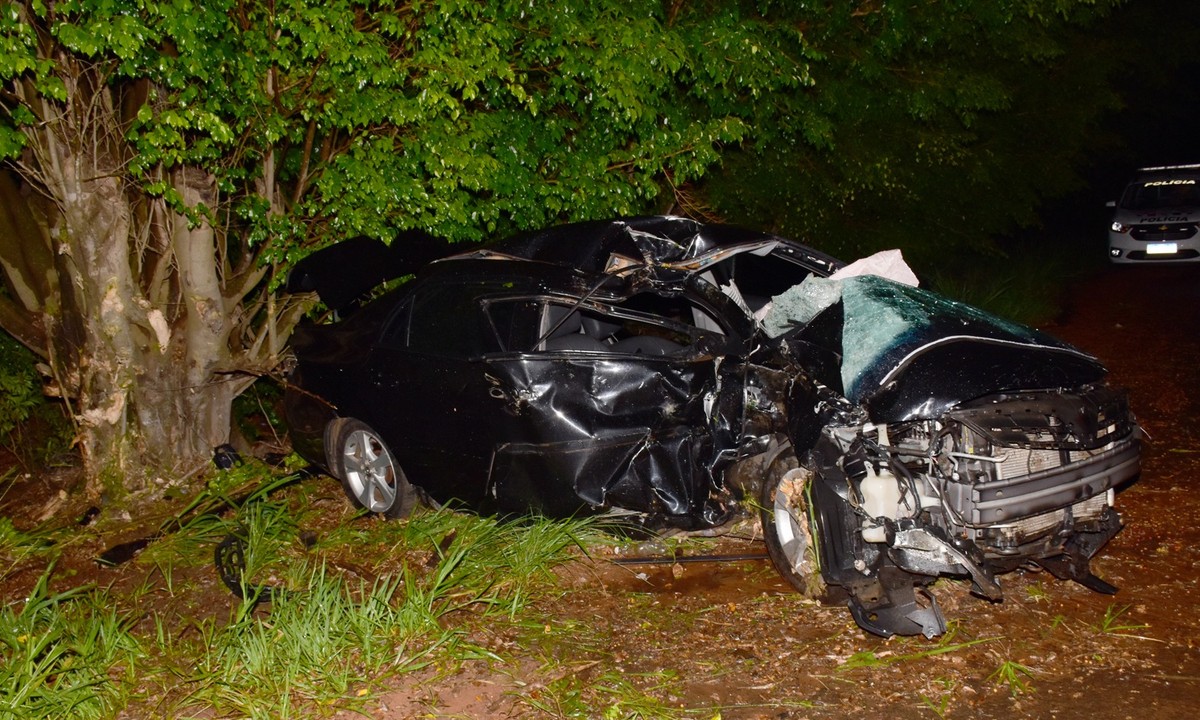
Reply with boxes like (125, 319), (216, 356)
(380, 280), (506, 359)
(478, 294), (728, 358)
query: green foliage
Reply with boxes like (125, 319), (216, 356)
(124, 458), (599, 715)
(1094, 603), (1150, 636)
(2, 0), (810, 269)
(0, 512), (54, 580)
(837, 622), (995, 671)
(163, 507), (596, 716)
(0, 2), (817, 481)
(516, 667), (684, 719)
(988, 658), (1036, 696)
(1, 0), (1188, 485)
(699, 0), (1133, 262)
(0, 332), (42, 439)
(919, 677), (959, 719)
(231, 378), (286, 446)
(0, 332), (70, 465)
(0, 567), (140, 720)
(189, 566), (428, 716)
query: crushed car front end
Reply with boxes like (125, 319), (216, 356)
(284, 216), (1141, 639)
(798, 387), (1138, 638)
(759, 274), (1141, 637)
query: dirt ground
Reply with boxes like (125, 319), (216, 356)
(4, 264), (1200, 719)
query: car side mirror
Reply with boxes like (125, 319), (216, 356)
(1105, 200), (1116, 208)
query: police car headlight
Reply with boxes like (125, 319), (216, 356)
(1110, 221), (1130, 233)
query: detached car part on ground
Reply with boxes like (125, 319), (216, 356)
(284, 217), (1140, 638)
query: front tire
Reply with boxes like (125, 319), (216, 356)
(331, 419), (417, 519)
(760, 452), (826, 598)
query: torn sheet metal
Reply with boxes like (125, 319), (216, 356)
(284, 215), (1140, 638)
(482, 353), (735, 528)
(767, 274), (1106, 418)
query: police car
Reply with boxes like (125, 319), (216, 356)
(1108, 164), (1200, 263)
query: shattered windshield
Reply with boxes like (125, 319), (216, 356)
(764, 275), (1088, 402)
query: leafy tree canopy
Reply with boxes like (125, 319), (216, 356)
(0, 0), (812, 488)
(0, 0), (1171, 493)
(4, 0), (813, 257)
(698, 0), (1131, 264)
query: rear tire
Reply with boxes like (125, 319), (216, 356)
(330, 419), (417, 519)
(760, 451), (826, 597)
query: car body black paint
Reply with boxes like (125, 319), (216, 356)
(284, 216), (1140, 637)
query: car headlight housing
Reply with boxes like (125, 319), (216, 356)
(1110, 221), (1130, 233)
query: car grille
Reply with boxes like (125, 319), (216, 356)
(943, 436), (1139, 527)
(979, 493), (1110, 551)
(995, 447), (1120, 481)
(996, 448), (1062, 479)
(1130, 222), (1198, 241)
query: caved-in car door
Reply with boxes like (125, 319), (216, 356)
(480, 296), (737, 528)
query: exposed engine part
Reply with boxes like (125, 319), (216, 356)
(803, 387), (1138, 636)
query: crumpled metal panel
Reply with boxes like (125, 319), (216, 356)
(778, 275), (1107, 421)
(469, 216), (840, 278)
(480, 352), (734, 527)
(282, 215), (1142, 641)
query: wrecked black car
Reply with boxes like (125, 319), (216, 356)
(283, 216), (1140, 637)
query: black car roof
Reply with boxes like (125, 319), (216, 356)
(483, 217), (767, 269)
(289, 216), (840, 309)
(442, 216), (840, 274)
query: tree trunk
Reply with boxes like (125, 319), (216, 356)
(1, 7), (317, 503)
(0, 73), (255, 499)
(66, 173), (257, 494)
(60, 170), (141, 490)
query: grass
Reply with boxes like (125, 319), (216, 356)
(1095, 603), (1151, 637)
(918, 677), (958, 719)
(149, 502), (600, 717)
(0, 565), (140, 720)
(1023, 582), (1050, 603)
(185, 567), (439, 717)
(0, 456), (607, 718)
(0, 453), (1165, 718)
(0, 514), (53, 577)
(836, 622), (996, 672)
(988, 658), (1036, 696)
(515, 666), (685, 719)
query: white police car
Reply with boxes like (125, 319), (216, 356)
(1108, 164), (1200, 263)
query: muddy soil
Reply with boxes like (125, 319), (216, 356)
(4, 265), (1200, 719)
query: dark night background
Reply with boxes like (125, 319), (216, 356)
(1056, 0), (1200, 241)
